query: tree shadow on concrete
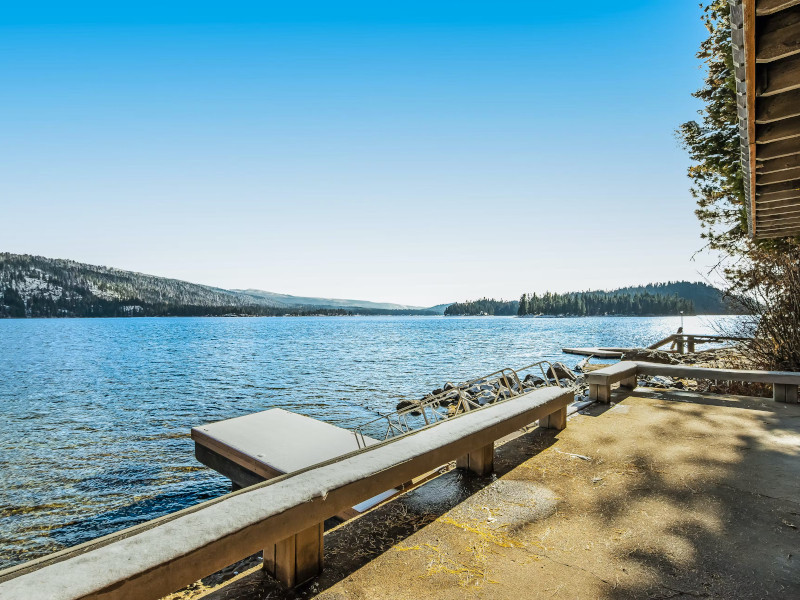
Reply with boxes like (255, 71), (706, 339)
(575, 389), (800, 600)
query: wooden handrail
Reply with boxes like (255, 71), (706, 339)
(647, 333), (750, 350)
(0, 386), (574, 600)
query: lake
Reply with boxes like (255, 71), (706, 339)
(0, 315), (738, 568)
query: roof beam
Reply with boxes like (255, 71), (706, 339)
(757, 206), (800, 218)
(759, 53), (800, 96)
(755, 223), (800, 235)
(756, 152), (800, 172)
(757, 217), (800, 229)
(755, 196), (800, 209)
(758, 7), (800, 62)
(756, 137), (800, 160)
(753, 178), (800, 196)
(756, 165), (800, 184)
(757, 0), (800, 17)
(756, 114), (800, 142)
(755, 88), (800, 122)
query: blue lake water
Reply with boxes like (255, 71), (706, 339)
(0, 315), (737, 567)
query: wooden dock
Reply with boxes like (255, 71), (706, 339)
(191, 408), (397, 586)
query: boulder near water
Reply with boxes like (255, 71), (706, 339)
(547, 362), (577, 381)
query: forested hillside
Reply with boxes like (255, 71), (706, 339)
(0, 254), (436, 318)
(444, 281), (735, 316)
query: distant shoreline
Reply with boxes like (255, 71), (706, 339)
(0, 313), (742, 321)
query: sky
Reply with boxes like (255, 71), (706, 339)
(0, 1), (714, 307)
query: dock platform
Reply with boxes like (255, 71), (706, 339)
(191, 408), (396, 586)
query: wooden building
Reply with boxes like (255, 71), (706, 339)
(731, 0), (800, 238)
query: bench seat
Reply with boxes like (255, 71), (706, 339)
(587, 361), (800, 404)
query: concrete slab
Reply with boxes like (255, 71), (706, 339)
(176, 388), (800, 600)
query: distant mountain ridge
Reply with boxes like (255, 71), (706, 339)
(233, 289), (426, 312)
(0, 253), (444, 318)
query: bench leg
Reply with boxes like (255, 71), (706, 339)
(589, 383), (611, 403)
(264, 523), (323, 587)
(540, 406), (567, 430)
(620, 375), (637, 390)
(774, 383), (799, 403)
(456, 442), (494, 476)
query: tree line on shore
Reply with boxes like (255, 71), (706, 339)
(445, 290), (694, 317)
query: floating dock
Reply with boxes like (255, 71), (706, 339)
(191, 408), (398, 586)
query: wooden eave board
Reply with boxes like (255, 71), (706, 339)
(736, 0), (800, 237)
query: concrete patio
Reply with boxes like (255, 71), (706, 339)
(180, 386), (800, 600)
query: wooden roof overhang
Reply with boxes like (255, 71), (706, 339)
(731, 0), (800, 239)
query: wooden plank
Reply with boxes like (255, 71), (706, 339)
(755, 229), (800, 238)
(757, 221), (800, 234)
(753, 178), (800, 196)
(294, 524), (323, 585)
(756, 114), (800, 143)
(746, 0), (759, 232)
(756, 165), (800, 184)
(0, 386), (575, 600)
(757, 152), (800, 172)
(757, 209), (800, 221)
(756, 137), (800, 160)
(756, 206), (800, 219)
(757, 221), (800, 233)
(756, 88), (800, 123)
(759, 53), (800, 96)
(274, 534), (296, 588)
(757, 7), (800, 62)
(755, 193), (800, 207)
(757, 0), (800, 16)
(755, 194), (800, 206)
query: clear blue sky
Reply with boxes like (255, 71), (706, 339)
(1, 1), (712, 306)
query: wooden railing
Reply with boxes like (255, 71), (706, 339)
(647, 333), (750, 354)
(0, 385), (575, 600)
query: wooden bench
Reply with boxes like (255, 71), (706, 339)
(0, 385), (575, 600)
(586, 362), (639, 403)
(634, 363), (800, 403)
(587, 361), (800, 404)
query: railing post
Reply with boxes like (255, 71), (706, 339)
(687, 336), (695, 353)
(676, 337), (685, 354)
